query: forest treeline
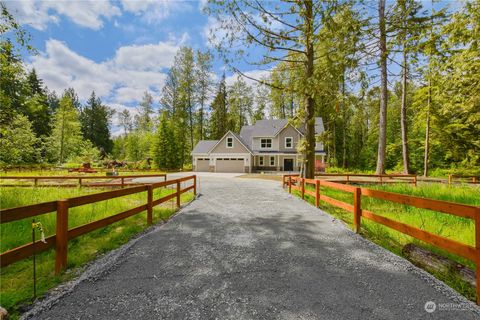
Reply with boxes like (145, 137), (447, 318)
(0, 1), (478, 175)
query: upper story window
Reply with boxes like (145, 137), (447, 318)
(260, 138), (272, 149)
(226, 137), (234, 148)
(285, 137), (293, 148)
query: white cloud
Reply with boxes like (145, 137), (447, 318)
(120, 0), (192, 24)
(4, 0), (121, 30)
(29, 38), (177, 105)
(112, 42), (178, 71)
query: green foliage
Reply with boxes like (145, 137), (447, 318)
(79, 91), (114, 155)
(47, 94), (85, 163)
(0, 114), (39, 165)
(151, 111), (179, 169)
(227, 76), (252, 133)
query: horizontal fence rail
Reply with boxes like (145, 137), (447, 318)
(0, 175), (196, 273)
(448, 174), (479, 185)
(0, 173), (167, 188)
(283, 175), (480, 304)
(314, 173), (417, 186)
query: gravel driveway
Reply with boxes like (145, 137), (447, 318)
(28, 175), (480, 319)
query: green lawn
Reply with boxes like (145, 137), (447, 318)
(0, 185), (194, 317)
(292, 182), (479, 301)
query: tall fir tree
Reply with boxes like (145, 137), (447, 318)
(79, 91), (114, 155)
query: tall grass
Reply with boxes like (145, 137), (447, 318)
(0, 185), (193, 316)
(294, 182), (479, 301)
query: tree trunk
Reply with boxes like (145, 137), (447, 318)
(199, 96), (204, 140)
(60, 108), (66, 164)
(376, 0), (388, 175)
(401, 49), (410, 174)
(341, 71), (347, 169)
(304, 0), (315, 179)
(423, 82), (431, 177)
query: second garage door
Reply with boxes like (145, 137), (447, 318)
(215, 158), (245, 173)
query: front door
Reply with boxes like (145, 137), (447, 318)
(284, 158), (293, 171)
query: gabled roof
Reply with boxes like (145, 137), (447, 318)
(192, 140), (218, 154)
(249, 119), (289, 137)
(192, 118), (325, 155)
(203, 130), (253, 154)
(248, 118), (324, 138)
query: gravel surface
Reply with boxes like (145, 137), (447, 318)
(26, 175), (480, 319)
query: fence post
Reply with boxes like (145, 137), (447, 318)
(315, 180), (320, 207)
(413, 175), (417, 187)
(147, 185), (153, 225)
(121, 177), (125, 188)
(34, 178), (38, 187)
(301, 178), (305, 200)
(448, 174), (452, 185)
(288, 176), (292, 194)
(55, 200), (69, 274)
(193, 175), (197, 195)
(475, 210), (480, 305)
(475, 211), (480, 305)
(176, 181), (181, 208)
(353, 187), (361, 234)
(78, 178), (82, 187)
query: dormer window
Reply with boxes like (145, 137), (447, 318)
(260, 138), (272, 149)
(226, 137), (233, 148)
(285, 137), (293, 148)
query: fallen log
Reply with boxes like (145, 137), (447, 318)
(402, 243), (476, 287)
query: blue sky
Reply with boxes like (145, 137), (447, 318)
(5, 0), (456, 135)
(5, 0), (266, 134)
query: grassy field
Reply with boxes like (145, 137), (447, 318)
(293, 182), (479, 301)
(0, 184), (194, 317)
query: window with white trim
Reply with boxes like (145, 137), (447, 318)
(226, 137), (233, 148)
(285, 137), (293, 148)
(260, 138), (272, 149)
(270, 156), (275, 166)
(259, 156), (264, 166)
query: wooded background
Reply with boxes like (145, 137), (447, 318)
(1, 1), (478, 176)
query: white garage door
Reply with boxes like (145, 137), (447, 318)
(215, 158), (245, 173)
(195, 159), (210, 172)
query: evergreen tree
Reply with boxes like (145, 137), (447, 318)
(136, 91), (154, 132)
(209, 73), (228, 139)
(24, 68), (51, 137)
(227, 77), (252, 132)
(118, 109), (133, 136)
(195, 50), (213, 141)
(151, 111), (179, 169)
(79, 91), (114, 155)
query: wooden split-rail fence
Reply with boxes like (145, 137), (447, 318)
(283, 175), (480, 304)
(0, 175), (196, 274)
(0, 173), (167, 188)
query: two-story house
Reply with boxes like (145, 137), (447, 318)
(191, 118), (326, 173)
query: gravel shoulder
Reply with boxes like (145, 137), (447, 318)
(25, 175), (480, 320)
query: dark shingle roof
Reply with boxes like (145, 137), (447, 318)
(191, 118), (325, 154)
(250, 119), (289, 136)
(192, 140), (218, 153)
